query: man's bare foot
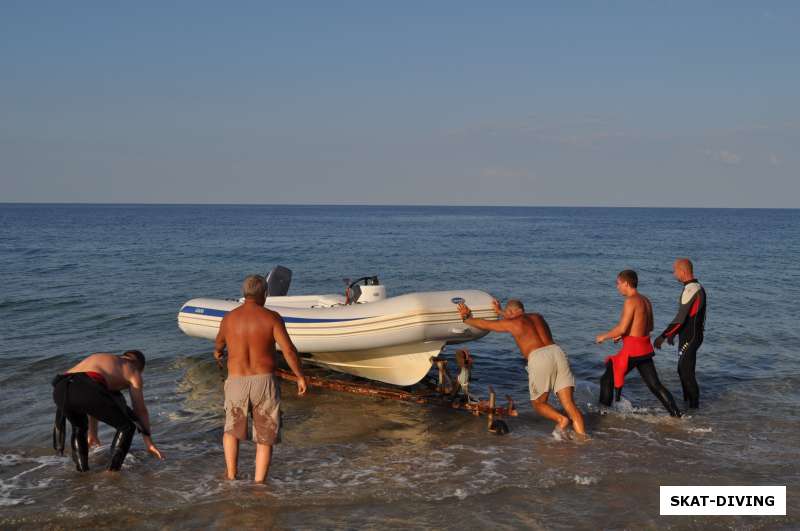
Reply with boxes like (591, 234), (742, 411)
(572, 432), (591, 443)
(87, 435), (101, 448)
(552, 417), (572, 440)
(552, 427), (572, 441)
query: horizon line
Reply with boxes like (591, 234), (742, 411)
(0, 201), (798, 210)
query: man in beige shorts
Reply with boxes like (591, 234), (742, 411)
(458, 299), (586, 438)
(214, 275), (307, 483)
(527, 343), (575, 405)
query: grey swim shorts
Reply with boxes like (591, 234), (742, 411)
(526, 344), (576, 400)
(224, 373), (281, 445)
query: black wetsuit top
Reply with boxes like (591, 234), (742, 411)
(658, 279), (706, 350)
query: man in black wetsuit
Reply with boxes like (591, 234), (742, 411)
(52, 351), (164, 472)
(654, 258), (706, 409)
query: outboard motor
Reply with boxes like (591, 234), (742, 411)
(266, 266), (292, 297)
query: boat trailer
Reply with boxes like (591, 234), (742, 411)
(275, 349), (517, 434)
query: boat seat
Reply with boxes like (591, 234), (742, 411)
(266, 266), (292, 297)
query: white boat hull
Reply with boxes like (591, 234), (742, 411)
(306, 341), (447, 386)
(178, 289), (495, 386)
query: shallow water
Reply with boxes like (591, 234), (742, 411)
(1, 204), (798, 529)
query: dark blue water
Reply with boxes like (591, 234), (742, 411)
(1, 204), (798, 528)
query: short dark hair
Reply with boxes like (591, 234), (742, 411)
(123, 350), (146, 370)
(617, 270), (638, 288)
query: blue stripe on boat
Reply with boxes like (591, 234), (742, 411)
(180, 305), (368, 323)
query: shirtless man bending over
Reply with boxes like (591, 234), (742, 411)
(52, 350), (164, 472)
(214, 274), (307, 483)
(457, 299), (586, 438)
(595, 269), (681, 417)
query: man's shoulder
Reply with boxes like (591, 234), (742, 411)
(260, 306), (281, 318)
(681, 282), (702, 303)
(627, 293), (651, 306)
(253, 306), (284, 325)
(525, 312), (545, 323)
(519, 313), (542, 328)
(224, 305), (245, 318)
(86, 352), (117, 366)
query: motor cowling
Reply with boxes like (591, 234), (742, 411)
(357, 284), (387, 302)
(347, 276), (387, 303)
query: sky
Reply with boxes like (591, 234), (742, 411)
(1, 2), (798, 207)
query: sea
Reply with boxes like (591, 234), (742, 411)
(0, 204), (798, 529)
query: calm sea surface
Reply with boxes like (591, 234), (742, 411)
(1, 204), (798, 529)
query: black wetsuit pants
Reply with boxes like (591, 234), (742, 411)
(678, 340), (701, 409)
(599, 357), (681, 417)
(52, 373), (137, 472)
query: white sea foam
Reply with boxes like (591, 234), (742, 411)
(606, 427), (657, 444)
(0, 453), (63, 468)
(573, 475), (598, 486)
(442, 444), (497, 455)
(0, 454), (60, 508)
(665, 437), (697, 446)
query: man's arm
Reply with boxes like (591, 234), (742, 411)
(128, 373), (164, 460)
(213, 318), (227, 368)
(656, 285), (698, 346)
(596, 298), (635, 343)
(274, 316), (307, 396)
(87, 417), (100, 447)
(457, 303), (514, 333)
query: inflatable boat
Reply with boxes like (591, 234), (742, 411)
(177, 267), (497, 385)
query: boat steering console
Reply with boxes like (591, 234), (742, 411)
(344, 276), (386, 304)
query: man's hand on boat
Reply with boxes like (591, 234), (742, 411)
(491, 299), (503, 316)
(457, 303), (473, 321)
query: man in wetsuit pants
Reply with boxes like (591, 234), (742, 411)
(52, 351), (164, 472)
(596, 270), (681, 417)
(654, 258), (706, 409)
(457, 299), (587, 439)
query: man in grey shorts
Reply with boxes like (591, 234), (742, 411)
(458, 299), (586, 438)
(214, 275), (307, 482)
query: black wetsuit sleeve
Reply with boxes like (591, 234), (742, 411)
(659, 283), (700, 339)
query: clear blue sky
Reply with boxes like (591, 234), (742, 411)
(2, 2), (798, 206)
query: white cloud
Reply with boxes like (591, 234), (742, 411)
(769, 153), (781, 167)
(702, 149), (741, 165)
(443, 114), (629, 147)
(719, 150), (741, 165)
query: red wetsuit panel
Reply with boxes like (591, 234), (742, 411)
(84, 371), (108, 388)
(604, 336), (654, 388)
